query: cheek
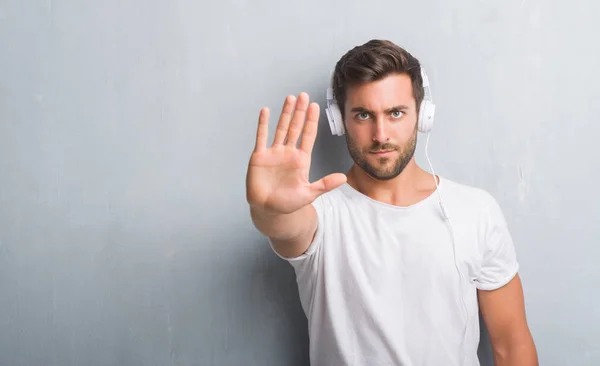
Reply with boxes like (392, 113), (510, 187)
(346, 133), (370, 154)
(347, 127), (372, 145)
(395, 117), (418, 135)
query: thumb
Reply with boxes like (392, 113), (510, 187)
(309, 173), (347, 197)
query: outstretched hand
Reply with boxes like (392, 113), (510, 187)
(246, 92), (347, 214)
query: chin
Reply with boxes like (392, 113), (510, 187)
(363, 165), (401, 181)
(371, 172), (400, 181)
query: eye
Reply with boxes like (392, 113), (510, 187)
(356, 112), (370, 120)
(391, 110), (404, 119)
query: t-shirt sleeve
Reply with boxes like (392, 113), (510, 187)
(267, 194), (325, 262)
(474, 193), (520, 291)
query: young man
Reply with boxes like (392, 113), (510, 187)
(246, 40), (537, 366)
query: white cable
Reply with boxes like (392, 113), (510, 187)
(424, 131), (470, 365)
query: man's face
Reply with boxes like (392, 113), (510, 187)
(343, 73), (418, 181)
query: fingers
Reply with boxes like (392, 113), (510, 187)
(310, 173), (347, 196)
(271, 92), (318, 150)
(272, 95), (296, 145)
(285, 92), (309, 147)
(254, 107), (269, 152)
(299, 102), (320, 153)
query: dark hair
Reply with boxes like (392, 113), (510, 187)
(332, 39), (424, 119)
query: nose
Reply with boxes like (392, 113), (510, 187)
(372, 116), (390, 143)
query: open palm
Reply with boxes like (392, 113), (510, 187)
(246, 93), (346, 214)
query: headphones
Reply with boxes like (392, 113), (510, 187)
(325, 65), (436, 136)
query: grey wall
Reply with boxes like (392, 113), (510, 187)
(1, 0), (598, 365)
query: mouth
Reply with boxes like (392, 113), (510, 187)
(370, 150), (395, 156)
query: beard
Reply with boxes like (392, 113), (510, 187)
(346, 129), (417, 181)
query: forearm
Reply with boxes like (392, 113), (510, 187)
(493, 336), (538, 366)
(250, 203), (315, 241)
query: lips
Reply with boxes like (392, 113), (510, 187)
(370, 150), (395, 154)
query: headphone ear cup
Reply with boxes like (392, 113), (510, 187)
(325, 87), (345, 136)
(418, 101), (435, 133)
(326, 104), (345, 136)
(325, 104), (336, 135)
(331, 104), (344, 136)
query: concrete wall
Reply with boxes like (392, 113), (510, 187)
(1, 0), (598, 364)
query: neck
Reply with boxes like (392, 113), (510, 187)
(346, 158), (438, 207)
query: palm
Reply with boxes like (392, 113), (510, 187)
(248, 146), (312, 213)
(246, 93), (346, 214)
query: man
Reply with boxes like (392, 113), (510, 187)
(246, 39), (537, 365)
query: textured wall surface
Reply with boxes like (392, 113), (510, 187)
(1, 0), (598, 365)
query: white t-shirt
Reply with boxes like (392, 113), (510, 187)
(269, 176), (519, 366)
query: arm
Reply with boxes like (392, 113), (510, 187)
(250, 203), (318, 258)
(246, 93), (346, 258)
(478, 274), (538, 366)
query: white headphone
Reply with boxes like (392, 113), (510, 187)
(325, 65), (436, 135)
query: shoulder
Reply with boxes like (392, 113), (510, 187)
(313, 183), (353, 210)
(440, 177), (502, 213)
(440, 176), (513, 244)
(439, 177), (509, 236)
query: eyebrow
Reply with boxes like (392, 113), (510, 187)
(350, 105), (410, 114)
